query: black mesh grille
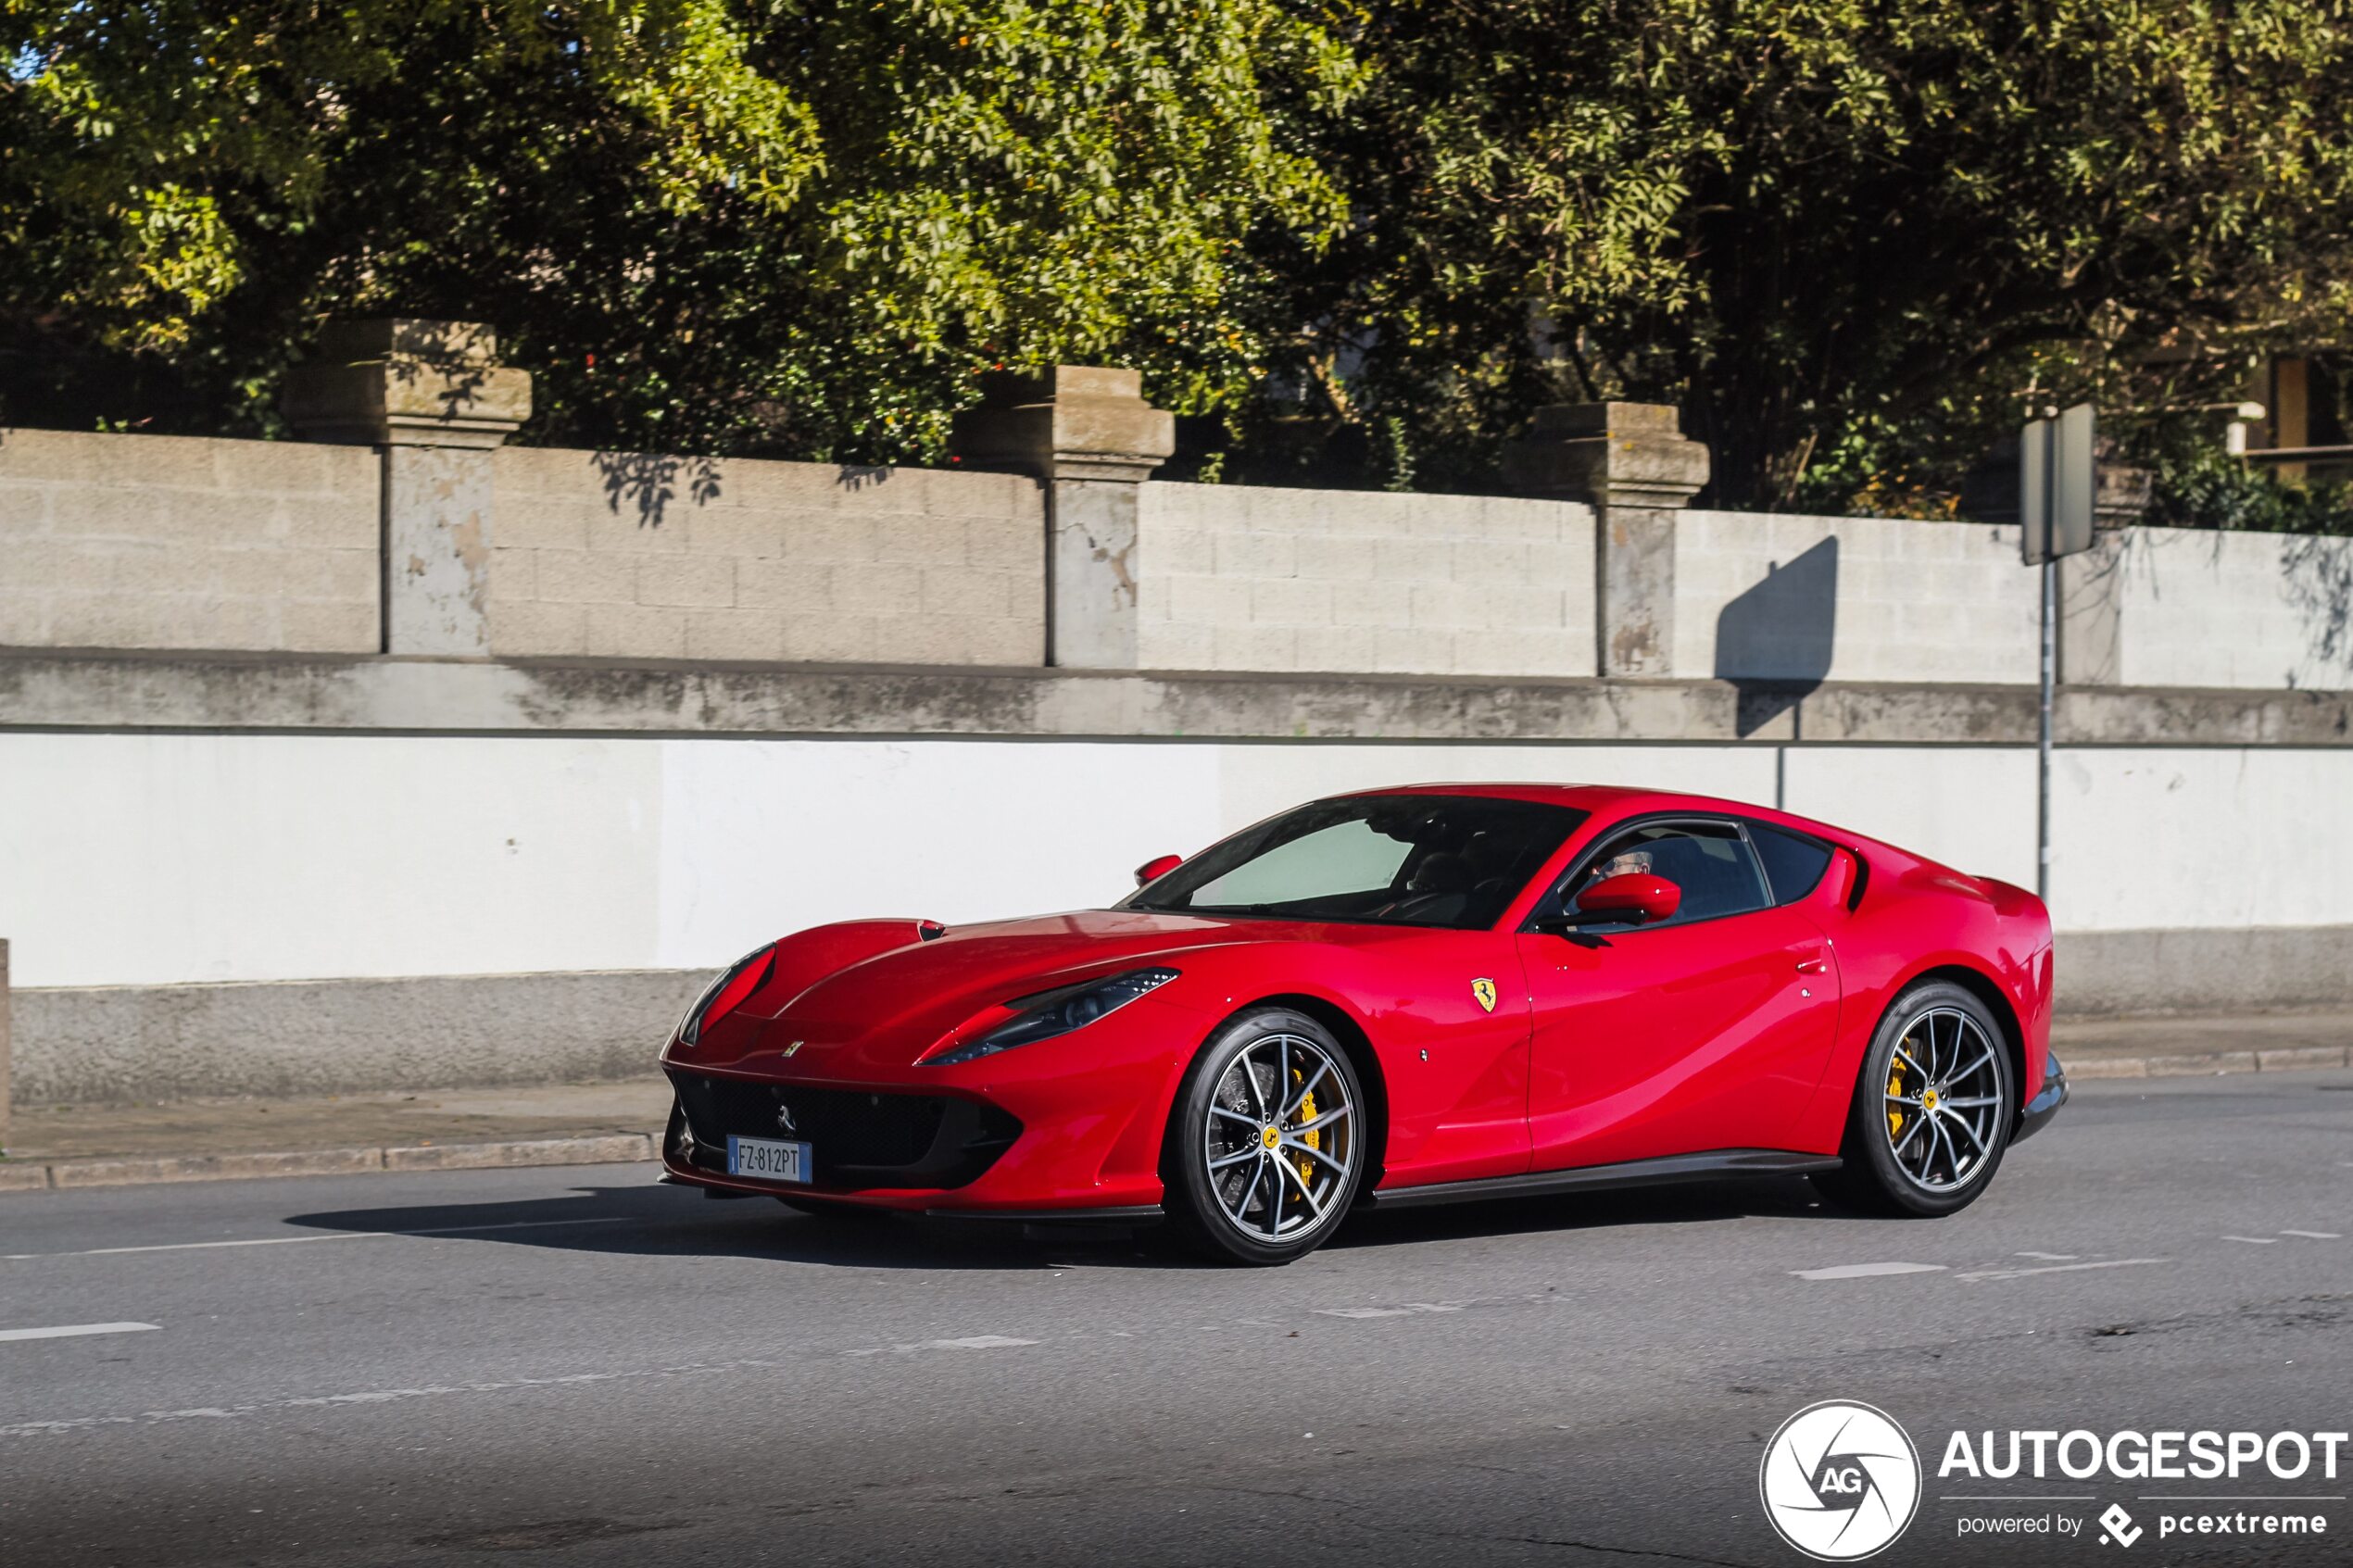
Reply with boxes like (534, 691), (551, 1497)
(667, 1070), (1018, 1190)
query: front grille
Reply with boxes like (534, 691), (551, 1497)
(667, 1070), (1019, 1190)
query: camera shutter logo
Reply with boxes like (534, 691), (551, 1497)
(1758, 1400), (1921, 1561)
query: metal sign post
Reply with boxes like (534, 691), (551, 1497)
(2020, 404), (2096, 902)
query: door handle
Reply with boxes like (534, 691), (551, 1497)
(1794, 956), (1829, 975)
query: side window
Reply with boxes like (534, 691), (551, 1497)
(1572, 821), (1771, 927)
(1750, 823), (1834, 905)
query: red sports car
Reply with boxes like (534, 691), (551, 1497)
(660, 784), (2065, 1264)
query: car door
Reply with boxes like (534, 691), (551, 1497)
(1514, 817), (1843, 1171)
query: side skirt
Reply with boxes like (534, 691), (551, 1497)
(927, 1205), (1166, 1224)
(1364, 1149), (1843, 1210)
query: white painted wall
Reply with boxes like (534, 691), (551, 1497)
(7, 733), (2351, 989)
(1675, 511), (2039, 684)
(2114, 527), (2353, 690)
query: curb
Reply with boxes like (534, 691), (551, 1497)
(2064, 1046), (2352, 1080)
(0, 1132), (654, 1194)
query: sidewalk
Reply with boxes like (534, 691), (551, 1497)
(0, 1079), (671, 1192)
(1, 1011), (2347, 1193)
(2057, 1009), (2353, 1079)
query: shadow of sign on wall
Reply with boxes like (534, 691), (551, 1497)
(1716, 535), (1839, 740)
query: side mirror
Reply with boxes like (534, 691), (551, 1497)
(1135, 853), (1184, 887)
(1564, 872), (1681, 927)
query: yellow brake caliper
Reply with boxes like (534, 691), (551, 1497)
(1886, 1050), (1906, 1142)
(1294, 1071), (1320, 1188)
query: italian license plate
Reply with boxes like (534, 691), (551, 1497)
(726, 1135), (813, 1184)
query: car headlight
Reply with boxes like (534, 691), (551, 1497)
(925, 968), (1178, 1066)
(674, 943), (778, 1047)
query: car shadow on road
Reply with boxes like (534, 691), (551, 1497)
(282, 1180), (1196, 1271)
(283, 1170), (1883, 1272)
(1330, 1174), (1876, 1253)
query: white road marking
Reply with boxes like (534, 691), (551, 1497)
(0, 1357), (795, 1437)
(0, 1323), (159, 1344)
(2014, 1251), (2079, 1261)
(2, 1216), (630, 1261)
(1791, 1261), (1947, 1281)
(2281, 1230), (2342, 1240)
(1957, 1258), (2169, 1282)
(2221, 1236), (2280, 1245)
(843, 1335), (1039, 1356)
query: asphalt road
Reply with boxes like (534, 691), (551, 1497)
(3, 1071), (2347, 1568)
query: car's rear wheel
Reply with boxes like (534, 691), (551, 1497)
(1165, 1008), (1366, 1266)
(1814, 980), (2014, 1217)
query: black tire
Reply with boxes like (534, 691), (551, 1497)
(1812, 980), (2015, 1217)
(1164, 1008), (1369, 1266)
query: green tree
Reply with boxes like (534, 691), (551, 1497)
(0, 0), (1355, 458)
(1247, 0), (2353, 508)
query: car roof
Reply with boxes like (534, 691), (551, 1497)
(1339, 781), (1716, 815)
(1332, 782), (1863, 846)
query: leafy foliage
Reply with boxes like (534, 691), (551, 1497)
(2145, 443), (2353, 537)
(1, 0), (1353, 458)
(6, 0), (2353, 517)
(1244, 0), (2353, 508)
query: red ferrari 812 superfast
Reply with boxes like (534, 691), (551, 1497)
(661, 784), (2066, 1264)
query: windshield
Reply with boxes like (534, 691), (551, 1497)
(1121, 794), (1588, 930)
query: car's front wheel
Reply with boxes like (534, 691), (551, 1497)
(1165, 1008), (1367, 1265)
(1816, 980), (2015, 1216)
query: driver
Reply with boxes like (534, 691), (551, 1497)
(1591, 847), (1655, 884)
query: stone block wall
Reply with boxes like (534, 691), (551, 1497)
(485, 448), (1045, 665)
(10, 425), (2353, 695)
(2113, 526), (2353, 690)
(1135, 483), (1597, 676)
(1674, 510), (2039, 684)
(0, 429), (378, 653)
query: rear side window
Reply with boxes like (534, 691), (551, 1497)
(1751, 823), (1833, 904)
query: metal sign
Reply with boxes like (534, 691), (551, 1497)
(2020, 404), (2095, 564)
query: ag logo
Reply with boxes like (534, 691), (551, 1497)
(1758, 1399), (1920, 1561)
(1470, 977), (1498, 1012)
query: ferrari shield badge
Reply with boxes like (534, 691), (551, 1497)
(1471, 977), (1498, 1012)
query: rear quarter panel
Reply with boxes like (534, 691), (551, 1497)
(1785, 843), (2054, 1154)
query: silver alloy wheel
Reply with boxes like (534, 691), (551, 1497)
(1882, 1006), (2004, 1193)
(1202, 1031), (1355, 1242)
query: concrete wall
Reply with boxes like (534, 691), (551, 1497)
(9, 426), (2349, 694)
(2113, 526), (2353, 690)
(1137, 483), (1597, 676)
(1674, 509), (2038, 684)
(6, 725), (2352, 1098)
(486, 447), (1045, 664)
(0, 428), (378, 653)
(14, 729), (2350, 994)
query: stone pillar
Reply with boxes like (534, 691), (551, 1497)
(1504, 402), (1709, 676)
(282, 320), (533, 657)
(950, 367), (1175, 668)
